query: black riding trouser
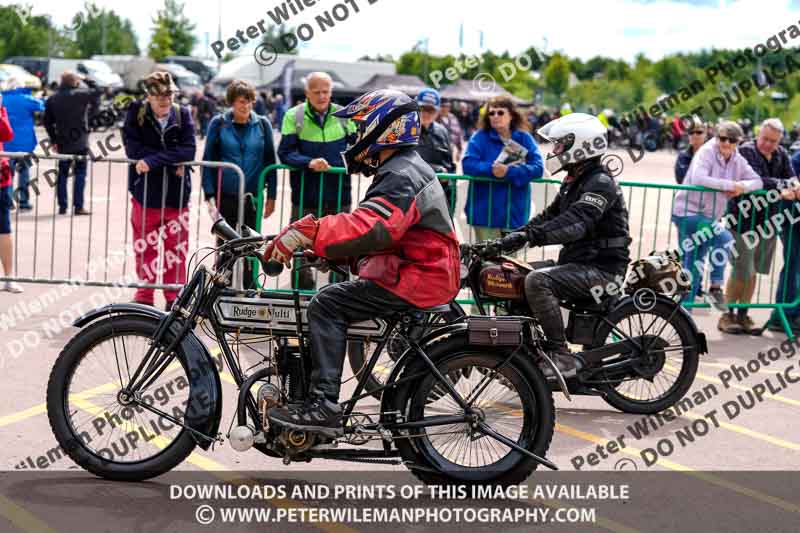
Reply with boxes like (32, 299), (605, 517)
(307, 280), (414, 401)
(524, 263), (617, 348)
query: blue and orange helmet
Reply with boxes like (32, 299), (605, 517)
(333, 89), (420, 175)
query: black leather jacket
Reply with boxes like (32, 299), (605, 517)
(516, 158), (631, 275)
(415, 122), (455, 174)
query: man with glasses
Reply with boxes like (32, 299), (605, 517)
(722, 119), (799, 334)
(672, 121), (762, 312)
(414, 88), (456, 212)
(122, 71), (196, 310)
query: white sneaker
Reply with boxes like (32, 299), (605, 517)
(2, 281), (24, 293)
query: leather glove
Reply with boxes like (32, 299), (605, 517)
(481, 231), (528, 257)
(263, 215), (319, 267)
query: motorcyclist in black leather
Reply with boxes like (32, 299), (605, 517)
(481, 113), (631, 377)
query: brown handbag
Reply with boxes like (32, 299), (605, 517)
(467, 316), (523, 346)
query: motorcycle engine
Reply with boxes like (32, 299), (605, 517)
(258, 382), (317, 454)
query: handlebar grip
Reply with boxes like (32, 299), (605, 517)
(211, 218), (241, 242)
(262, 259), (284, 277)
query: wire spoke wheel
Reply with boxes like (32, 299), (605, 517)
(596, 301), (700, 414)
(403, 346), (553, 485)
(47, 316), (199, 481)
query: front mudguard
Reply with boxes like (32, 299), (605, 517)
(73, 303), (223, 450)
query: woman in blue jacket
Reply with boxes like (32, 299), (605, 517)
(462, 95), (543, 241)
(202, 80), (277, 289)
(1, 83), (44, 210)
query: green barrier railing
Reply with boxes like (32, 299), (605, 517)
(250, 164), (799, 339)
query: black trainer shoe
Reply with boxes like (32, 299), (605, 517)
(267, 397), (344, 438)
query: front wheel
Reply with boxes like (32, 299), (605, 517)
(594, 300), (700, 414)
(47, 315), (198, 481)
(394, 335), (555, 486)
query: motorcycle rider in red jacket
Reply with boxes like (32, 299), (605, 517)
(263, 90), (461, 437)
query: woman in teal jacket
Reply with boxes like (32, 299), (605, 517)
(462, 95), (543, 241)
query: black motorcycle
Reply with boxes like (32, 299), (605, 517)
(352, 244), (707, 415)
(46, 219), (556, 485)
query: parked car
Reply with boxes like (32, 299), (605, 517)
(155, 63), (202, 96)
(0, 63), (43, 90)
(164, 56), (218, 83)
(3, 56), (49, 83)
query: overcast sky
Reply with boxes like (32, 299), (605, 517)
(13, 0), (800, 63)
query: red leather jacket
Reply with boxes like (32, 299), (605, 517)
(312, 149), (460, 308)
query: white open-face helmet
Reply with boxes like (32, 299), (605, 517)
(537, 113), (608, 175)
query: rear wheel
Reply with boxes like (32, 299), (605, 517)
(393, 335), (554, 486)
(47, 316), (197, 481)
(594, 301), (699, 414)
(347, 306), (464, 400)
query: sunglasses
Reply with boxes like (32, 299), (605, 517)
(690, 130), (705, 135)
(488, 110), (507, 117)
(718, 136), (739, 144)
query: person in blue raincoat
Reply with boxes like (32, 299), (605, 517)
(462, 95), (543, 241)
(1, 81), (44, 210)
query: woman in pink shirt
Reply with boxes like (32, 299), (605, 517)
(671, 121), (762, 308)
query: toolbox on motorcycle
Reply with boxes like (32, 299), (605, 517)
(467, 316), (523, 346)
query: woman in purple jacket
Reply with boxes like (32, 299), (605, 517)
(671, 121), (762, 308)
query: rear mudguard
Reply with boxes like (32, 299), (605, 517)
(379, 322), (468, 415)
(605, 294), (708, 355)
(73, 303), (223, 450)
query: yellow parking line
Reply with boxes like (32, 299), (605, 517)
(700, 362), (783, 374)
(665, 364), (800, 408)
(0, 364), (181, 430)
(0, 495), (58, 533)
(0, 405), (48, 430)
(74, 396), (356, 533)
(556, 423), (800, 514)
(72, 397), (228, 472)
(680, 411), (800, 451)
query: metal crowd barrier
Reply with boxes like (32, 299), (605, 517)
(0, 151), (247, 291)
(252, 164), (800, 339)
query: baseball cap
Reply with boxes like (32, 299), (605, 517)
(416, 88), (441, 110)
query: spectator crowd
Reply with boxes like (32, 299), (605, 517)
(1, 69), (800, 338)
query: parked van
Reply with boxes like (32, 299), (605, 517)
(47, 59), (123, 91)
(92, 55), (156, 92)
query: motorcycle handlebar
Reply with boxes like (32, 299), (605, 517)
(211, 217), (240, 242)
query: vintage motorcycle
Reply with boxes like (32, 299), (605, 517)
(46, 219), (556, 485)
(350, 244), (707, 415)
